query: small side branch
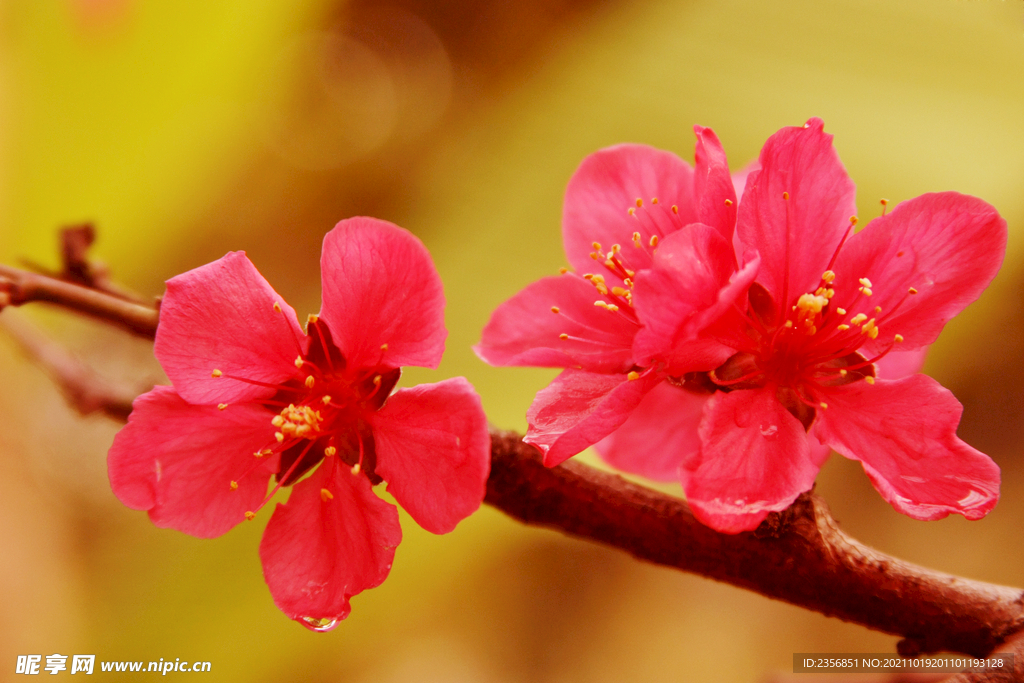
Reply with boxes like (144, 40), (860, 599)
(486, 430), (1024, 659)
(0, 264), (158, 339)
(0, 313), (139, 420)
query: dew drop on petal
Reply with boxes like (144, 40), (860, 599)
(299, 616), (339, 632)
(759, 424), (779, 439)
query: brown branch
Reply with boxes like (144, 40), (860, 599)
(4, 246), (1023, 661)
(0, 263), (158, 338)
(486, 430), (1024, 659)
(0, 312), (139, 420)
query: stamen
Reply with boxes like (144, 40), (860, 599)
(880, 198), (889, 216)
(320, 488), (334, 502)
(245, 511), (256, 521)
(865, 376), (875, 385)
(559, 267), (568, 274)
(305, 376), (315, 389)
(649, 235), (659, 248)
(211, 369), (222, 378)
(671, 205), (678, 214)
(230, 480), (238, 490)
(724, 199), (733, 206)
(294, 356), (303, 369)
(627, 371), (639, 381)
(218, 403), (228, 410)
(550, 306), (560, 314)
(324, 446), (337, 457)
(351, 463), (361, 475)
(273, 302), (282, 313)
(894, 334), (904, 343)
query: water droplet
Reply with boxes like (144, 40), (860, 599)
(759, 424), (778, 438)
(299, 616), (339, 632)
(734, 499), (745, 506)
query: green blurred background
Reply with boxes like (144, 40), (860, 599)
(1, 0), (1022, 681)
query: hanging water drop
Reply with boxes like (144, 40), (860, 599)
(299, 616), (339, 632)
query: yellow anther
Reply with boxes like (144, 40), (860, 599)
(320, 488), (334, 502)
(850, 313), (868, 326)
(611, 287), (628, 297)
(908, 287), (918, 295)
(351, 463), (361, 475)
(649, 235), (659, 248)
(822, 270), (836, 283)
(245, 511), (256, 521)
(295, 356), (304, 368)
(836, 307), (847, 315)
(604, 259), (616, 269)
(814, 287), (825, 296)
(305, 376), (315, 389)
(837, 324), (850, 331)
(273, 302), (282, 313)
(275, 432), (284, 442)
(894, 334), (904, 343)
(595, 283), (609, 295)
(865, 376), (876, 385)
(373, 375), (382, 385)
(559, 267), (568, 274)
(820, 402), (828, 409)
(671, 205), (678, 214)
(627, 371), (639, 381)
(625, 269), (635, 277)
(806, 325), (817, 335)
(724, 198), (733, 206)
(859, 287), (873, 296)
(307, 314), (319, 324)
(611, 244), (621, 253)
(559, 333), (569, 340)
(880, 198), (888, 206)
(874, 306), (882, 313)
(550, 306), (560, 314)
(324, 446), (337, 457)
(272, 415), (284, 427)
(796, 293), (828, 315)
(783, 191), (790, 200)
(651, 197), (659, 204)
(859, 277), (873, 288)
(784, 320), (794, 328)
(211, 369), (222, 378)
(218, 403), (228, 411)
(839, 369), (848, 377)
(591, 274), (605, 283)
(635, 198), (643, 207)
(850, 216), (858, 225)
(623, 278), (633, 287)
(825, 289), (834, 299)
(254, 449), (272, 458)
(632, 231), (642, 245)
(594, 301), (619, 312)
(592, 242), (602, 251)
(230, 480), (238, 490)
(628, 207), (636, 216)
(380, 343), (388, 351)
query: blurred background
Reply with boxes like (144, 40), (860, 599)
(0, 0), (1022, 681)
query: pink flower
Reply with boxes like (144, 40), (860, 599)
(109, 217), (490, 629)
(478, 119), (1004, 534)
(476, 129), (756, 465)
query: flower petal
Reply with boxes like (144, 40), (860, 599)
(371, 378), (490, 534)
(694, 126), (737, 240)
(320, 217), (446, 370)
(562, 144), (697, 276)
(155, 252), (305, 405)
(595, 381), (708, 482)
(525, 369), (661, 467)
(632, 224), (759, 372)
(813, 374), (999, 521)
(260, 461), (402, 627)
(682, 387), (818, 534)
(474, 274), (638, 373)
(876, 347), (928, 380)
(831, 192), (1007, 351)
(107, 385), (275, 538)
(737, 118), (857, 302)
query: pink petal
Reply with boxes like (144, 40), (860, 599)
(632, 224), (759, 372)
(370, 378), (490, 535)
(525, 369), (661, 467)
(730, 159), (760, 198)
(474, 274), (638, 373)
(562, 144), (697, 276)
(813, 374), (999, 521)
(682, 387), (818, 534)
(694, 126), (737, 240)
(736, 118), (857, 303)
(319, 217), (446, 371)
(155, 251), (305, 405)
(595, 381), (708, 482)
(260, 460), (402, 627)
(107, 386), (275, 538)
(876, 347), (929, 380)
(830, 193), (1007, 352)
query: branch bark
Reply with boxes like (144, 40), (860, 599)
(4, 250), (1024, 662)
(0, 264), (158, 339)
(486, 430), (1024, 659)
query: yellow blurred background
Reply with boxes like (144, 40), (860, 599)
(1, 0), (1022, 681)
